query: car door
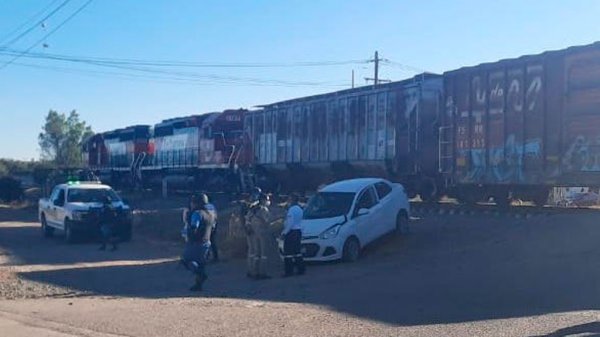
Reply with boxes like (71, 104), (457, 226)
(53, 188), (67, 230)
(352, 186), (379, 245)
(44, 187), (60, 225)
(374, 181), (396, 233)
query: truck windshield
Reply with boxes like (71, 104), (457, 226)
(67, 188), (120, 203)
(303, 192), (355, 219)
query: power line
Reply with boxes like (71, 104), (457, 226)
(0, 0), (93, 70)
(0, 0), (72, 48)
(0, 49), (351, 86)
(3, 59), (348, 88)
(0, 47), (369, 68)
(383, 59), (429, 73)
(0, 0), (62, 45)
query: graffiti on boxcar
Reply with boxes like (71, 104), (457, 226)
(506, 74), (542, 113)
(452, 68), (544, 183)
(487, 135), (541, 183)
(563, 135), (600, 172)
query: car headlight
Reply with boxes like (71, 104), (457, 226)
(320, 224), (341, 240)
(72, 211), (88, 221)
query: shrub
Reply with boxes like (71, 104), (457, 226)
(0, 177), (23, 202)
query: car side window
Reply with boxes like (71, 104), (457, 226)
(54, 189), (65, 206)
(49, 187), (60, 201)
(356, 187), (377, 211)
(375, 182), (392, 199)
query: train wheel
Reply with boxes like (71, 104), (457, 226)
(532, 190), (549, 208)
(493, 189), (511, 209)
(419, 179), (438, 203)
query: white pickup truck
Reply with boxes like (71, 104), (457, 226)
(38, 181), (133, 243)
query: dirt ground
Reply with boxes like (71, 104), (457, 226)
(1, 202), (600, 336)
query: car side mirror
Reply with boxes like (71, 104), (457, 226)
(53, 199), (63, 207)
(355, 208), (369, 218)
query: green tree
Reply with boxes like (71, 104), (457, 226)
(38, 110), (93, 167)
(0, 161), (8, 177)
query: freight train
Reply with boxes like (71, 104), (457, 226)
(83, 42), (600, 205)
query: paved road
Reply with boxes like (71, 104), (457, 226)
(1, 206), (600, 336)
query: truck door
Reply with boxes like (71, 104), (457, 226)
(44, 187), (60, 225)
(52, 188), (66, 230)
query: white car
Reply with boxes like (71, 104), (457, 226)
(292, 178), (410, 262)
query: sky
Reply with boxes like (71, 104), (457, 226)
(1, 0), (600, 160)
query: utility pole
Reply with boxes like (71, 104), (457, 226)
(365, 51), (389, 86)
(374, 51), (379, 85)
(351, 69), (355, 88)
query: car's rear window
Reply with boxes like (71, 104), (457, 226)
(67, 188), (120, 203)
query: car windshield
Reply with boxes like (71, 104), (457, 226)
(67, 188), (120, 203)
(303, 192), (355, 219)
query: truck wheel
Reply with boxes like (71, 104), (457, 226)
(41, 214), (54, 238)
(342, 237), (360, 263)
(64, 219), (77, 244)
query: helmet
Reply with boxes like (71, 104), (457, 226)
(197, 193), (209, 206)
(259, 193), (271, 206)
(250, 187), (262, 201)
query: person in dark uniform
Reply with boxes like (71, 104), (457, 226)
(98, 196), (118, 251)
(181, 194), (214, 292)
(281, 194), (305, 277)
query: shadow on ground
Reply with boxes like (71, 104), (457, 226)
(0, 217), (180, 266)
(15, 210), (600, 326)
(529, 321), (600, 337)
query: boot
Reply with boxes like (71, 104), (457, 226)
(189, 275), (205, 292)
(256, 257), (270, 279)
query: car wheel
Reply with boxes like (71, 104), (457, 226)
(396, 211), (409, 235)
(342, 237), (360, 263)
(64, 219), (77, 244)
(41, 214), (54, 238)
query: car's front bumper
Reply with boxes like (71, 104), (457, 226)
(277, 237), (342, 262)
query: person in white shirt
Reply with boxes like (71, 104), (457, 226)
(281, 194), (305, 277)
(205, 200), (219, 262)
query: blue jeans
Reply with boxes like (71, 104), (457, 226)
(182, 242), (210, 276)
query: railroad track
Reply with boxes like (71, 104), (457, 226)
(410, 201), (600, 218)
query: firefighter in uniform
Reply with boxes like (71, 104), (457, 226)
(281, 194), (305, 276)
(243, 188), (261, 278)
(248, 193), (272, 279)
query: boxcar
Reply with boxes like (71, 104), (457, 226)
(440, 42), (600, 205)
(245, 73), (443, 196)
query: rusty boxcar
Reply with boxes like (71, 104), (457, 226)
(440, 42), (600, 205)
(246, 73), (443, 196)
